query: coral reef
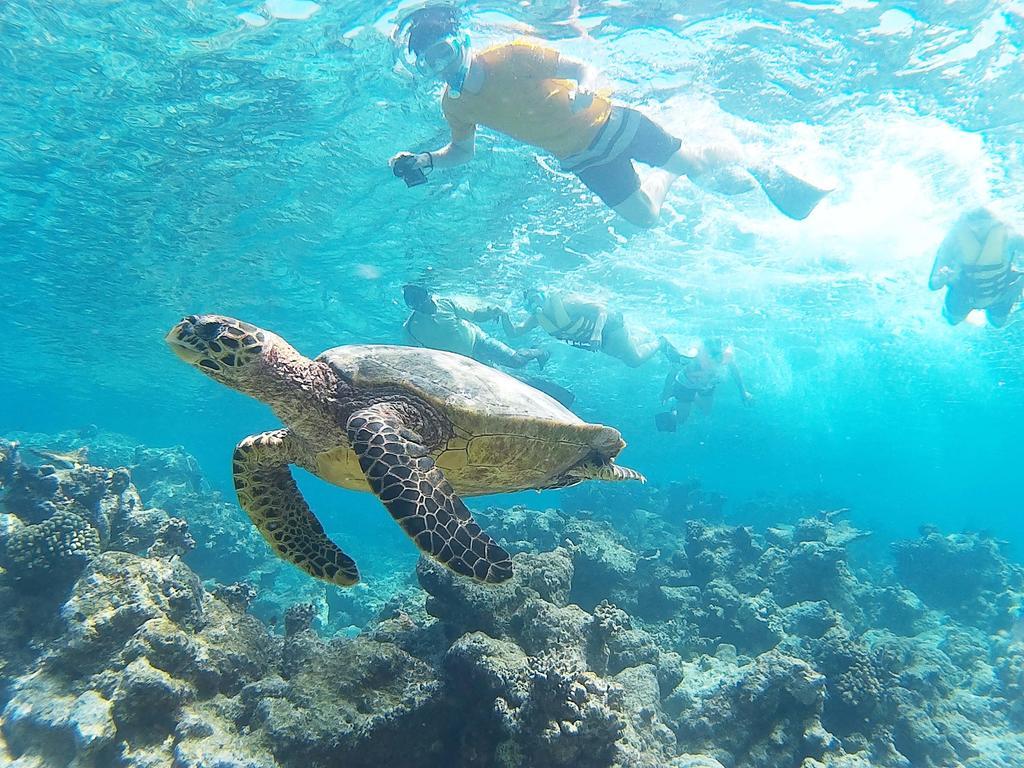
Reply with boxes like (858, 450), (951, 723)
(0, 449), (170, 594)
(1, 431), (1022, 767)
(892, 528), (1023, 630)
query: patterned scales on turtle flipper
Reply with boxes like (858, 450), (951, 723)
(346, 403), (513, 584)
(232, 429), (360, 587)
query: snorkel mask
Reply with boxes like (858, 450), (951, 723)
(415, 34), (470, 77)
(394, 5), (471, 93)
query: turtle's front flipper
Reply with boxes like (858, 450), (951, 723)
(347, 404), (513, 584)
(233, 429), (359, 587)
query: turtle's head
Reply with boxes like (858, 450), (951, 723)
(166, 314), (287, 394)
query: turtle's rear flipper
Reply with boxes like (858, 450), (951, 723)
(750, 163), (833, 221)
(347, 404), (513, 584)
(569, 461), (646, 483)
(233, 429), (359, 587)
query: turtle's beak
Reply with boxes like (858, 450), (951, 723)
(166, 317), (205, 365)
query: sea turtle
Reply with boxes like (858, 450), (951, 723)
(166, 314), (644, 587)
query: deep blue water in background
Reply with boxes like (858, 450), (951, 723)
(2, 0), (1023, 579)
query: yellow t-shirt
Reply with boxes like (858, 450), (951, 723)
(442, 41), (611, 160)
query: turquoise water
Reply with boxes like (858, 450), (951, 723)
(3, 3), (1024, 765)
(3, 0), (1021, 554)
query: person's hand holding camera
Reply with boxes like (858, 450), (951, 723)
(389, 151), (430, 170)
(389, 152), (433, 187)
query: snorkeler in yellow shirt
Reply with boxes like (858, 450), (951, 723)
(389, 5), (831, 227)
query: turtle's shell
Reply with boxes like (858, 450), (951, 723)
(311, 345), (624, 496)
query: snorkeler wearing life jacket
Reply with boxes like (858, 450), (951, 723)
(402, 284), (549, 369)
(388, 4), (831, 228)
(655, 337), (753, 432)
(501, 288), (670, 368)
(929, 207), (1024, 328)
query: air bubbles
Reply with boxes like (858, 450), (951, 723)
(237, 0), (321, 28)
(264, 0), (321, 21)
(353, 264), (382, 280)
(874, 10), (916, 37)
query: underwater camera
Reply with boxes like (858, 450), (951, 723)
(392, 152), (428, 187)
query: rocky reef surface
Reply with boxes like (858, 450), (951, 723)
(1, 431), (1022, 768)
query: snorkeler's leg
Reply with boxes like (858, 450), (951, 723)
(665, 141), (830, 220)
(612, 188), (661, 228)
(985, 275), (1023, 328)
(986, 307), (1011, 328)
(623, 332), (663, 367)
(696, 390), (715, 414)
(639, 167), (681, 212)
(474, 335), (543, 369)
(942, 288), (971, 326)
(676, 400), (694, 424)
(578, 156), (663, 228)
(664, 144), (756, 195)
(619, 111), (688, 222)
(600, 320), (658, 368)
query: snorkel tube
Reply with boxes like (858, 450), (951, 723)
(441, 33), (471, 95)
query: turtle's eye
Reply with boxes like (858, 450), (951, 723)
(196, 322), (224, 342)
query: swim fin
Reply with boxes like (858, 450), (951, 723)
(655, 411), (677, 433)
(512, 373), (576, 409)
(750, 163), (833, 221)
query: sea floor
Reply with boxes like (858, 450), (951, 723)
(0, 431), (1021, 768)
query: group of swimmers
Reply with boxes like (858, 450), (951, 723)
(385, 4), (1023, 431)
(400, 282), (751, 431)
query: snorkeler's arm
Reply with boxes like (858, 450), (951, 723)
(554, 55), (600, 112)
(501, 312), (538, 338)
(390, 133), (474, 173)
(450, 298), (501, 323)
(398, 105), (477, 171)
(554, 55), (599, 92)
(928, 236), (961, 290)
(425, 132), (476, 168)
(429, 99), (478, 168)
(728, 360), (753, 403)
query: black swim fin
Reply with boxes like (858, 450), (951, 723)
(655, 411), (677, 432)
(750, 163), (833, 221)
(512, 373), (576, 409)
